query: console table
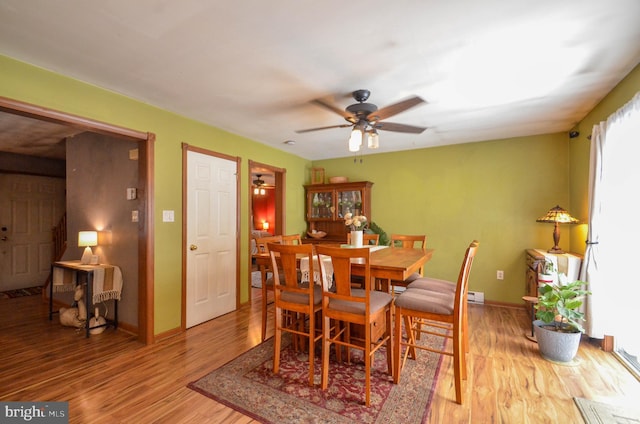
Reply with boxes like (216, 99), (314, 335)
(50, 261), (120, 338)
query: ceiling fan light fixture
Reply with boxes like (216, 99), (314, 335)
(348, 127), (362, 152)
(367, 130), (379, 149)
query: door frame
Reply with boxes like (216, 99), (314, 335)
(0, 95), (155, 345)
(248, 160), (286, 303)
(182, 143), (241, 327)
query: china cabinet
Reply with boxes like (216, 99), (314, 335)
(304, 181), (373, 243)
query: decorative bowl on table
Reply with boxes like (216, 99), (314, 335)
(307, 230), (327, 239)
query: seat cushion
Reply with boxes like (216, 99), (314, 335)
(328, 289), (392, 315)
(407, 277), (456, 293)
(280, 283), (322, 305)
(394, 287), (455, 315)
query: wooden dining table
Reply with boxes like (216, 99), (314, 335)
(252, 245), (434, 293)
(350, 246), (434, 292)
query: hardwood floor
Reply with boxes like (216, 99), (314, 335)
(1, 290), (638, 423)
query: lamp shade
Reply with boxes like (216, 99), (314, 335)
(78, 231), (98, 247)
(536, 205), (579, 224)
(536, 205), (578, 254)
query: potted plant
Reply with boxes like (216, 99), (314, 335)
(538, 258), (557, 286)
(533, 277), (591, 363)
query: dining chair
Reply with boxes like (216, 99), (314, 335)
(268, 242), (323, 386)
(315, 245), (393, 407)
(282, 234), (303, 245)
(255, 235), (283, 341)
(389, 234), (427, 292)
(346, 232), (380, 246)
(393, 240), (479, 405)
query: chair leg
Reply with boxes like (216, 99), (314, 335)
(321, 315), (331, 391)
(260, 267), (268, 341)
(273, 307), (282, 375)
(261, 286), (267, 342)
(364, 322), (372, 407)
(393, 308), (402, 384)
(385, 306), (393, 378)
(302, 312), (316, 386)
(453, 324), (464, 404)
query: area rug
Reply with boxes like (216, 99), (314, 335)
(574, 397), (640, 423)
(188, 334), (445, 423)
(0, 285), (42, 299)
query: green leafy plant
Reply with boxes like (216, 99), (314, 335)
(535, 280), (591, 333)
(367, 221), (390, 246)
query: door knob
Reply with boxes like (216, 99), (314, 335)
(1, 236), (7, 241)
(189, 244), (198, 251)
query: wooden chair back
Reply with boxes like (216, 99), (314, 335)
(389, 234), (427, 287)
(281, 234), (302, 245)
(255, 235), (283, 254)
(347, 232), (380, 246)
(390, 234), (426, 249)
(316, 245), (371, 299)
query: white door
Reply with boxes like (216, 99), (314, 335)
(186, 150), (237, 327)
(0, 174), (65, 291)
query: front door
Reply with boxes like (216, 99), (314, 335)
(185, 149), (238, 328)
(0, 174), (65, 291)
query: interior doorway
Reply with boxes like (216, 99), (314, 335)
(248, 160), (285, 302)
(0, 96), (154, 344)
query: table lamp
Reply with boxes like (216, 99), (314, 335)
(78, 231), (98, 264)
(536, 205), (578, 254)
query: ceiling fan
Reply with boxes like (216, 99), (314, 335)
(253, 174), (267, 195)
(296, 89), (427, 152)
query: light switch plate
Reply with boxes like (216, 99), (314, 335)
(162, 210), (175, 222)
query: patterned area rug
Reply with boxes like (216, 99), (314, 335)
(188, 333), (445, 423)
(574, 397), (640, 423)
(0, 286), (43, 299)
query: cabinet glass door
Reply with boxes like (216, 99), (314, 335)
(337, 190), (363, 218)
(309, 190), (333, 219)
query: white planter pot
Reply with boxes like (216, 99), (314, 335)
(350, 230), (363, 247)
(533, 320), (582, 363)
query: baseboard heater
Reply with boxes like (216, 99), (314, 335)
(468, 291), (485, 304)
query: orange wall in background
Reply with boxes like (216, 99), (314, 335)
(252, 188), (275, 233)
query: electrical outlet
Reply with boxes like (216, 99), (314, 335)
(497, 270), (504, 280)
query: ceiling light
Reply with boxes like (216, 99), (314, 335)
(348, 127), (362, 152)
(367, 130), (379, 149)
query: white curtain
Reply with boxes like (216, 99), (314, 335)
(583, 91), (640, 359)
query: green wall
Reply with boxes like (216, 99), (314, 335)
(2, 53), (638, 329)
(312, 134), (569, 304)
(0, 55), (310, 335)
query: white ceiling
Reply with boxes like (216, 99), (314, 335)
(1, 0), (639, 160)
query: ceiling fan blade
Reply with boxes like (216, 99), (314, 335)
(375, 121), (427, 134)
(296, 123), (353, 134)
(368, 96), (425, 121)
(310, 99), (356, 122)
